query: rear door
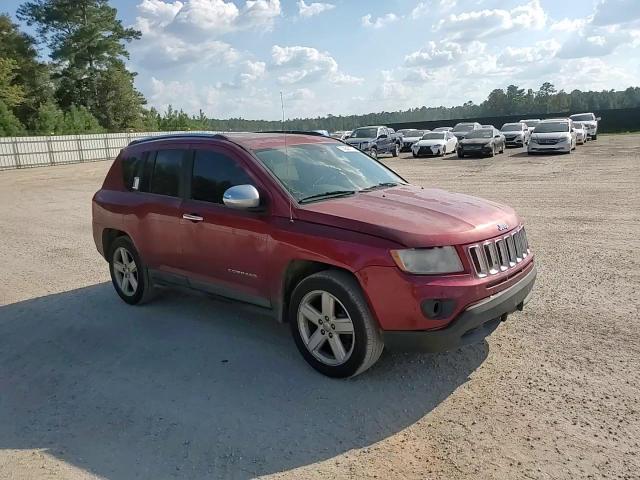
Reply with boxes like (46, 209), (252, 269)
(180, 145), (272, 307)
(127, 146), (189, 278)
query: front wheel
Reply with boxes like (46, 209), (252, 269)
(392, 144), (399, 157)
(108, 236), (155, 305)
(369, 148), (378, 160)
(457, 150), (464, 158)
(289, 270), (384, 378)
(592, 134), (597, 141)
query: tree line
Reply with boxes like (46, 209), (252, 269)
(1, 0), (640, 137)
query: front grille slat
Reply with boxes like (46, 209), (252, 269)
(466, 226), (531, 277)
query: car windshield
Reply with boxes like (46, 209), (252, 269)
(350, 127), (378, 138)
(406, 130), (425, 137)
(465, 129), (493, 139)
(453, 124), (474, 132)
(254, 142), (405, 203)
(570, 114), (595, 121)
(534, 122), (569, 133)
(522, 120), (539, 127)
(501, 124), (522, 131)
(422, 132), (446, 140)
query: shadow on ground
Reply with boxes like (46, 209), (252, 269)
(0, 284), (488, 479)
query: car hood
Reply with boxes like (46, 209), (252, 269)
(531, 132), (571, 140)
(453, 131), (470, 138)
(403, 136), (422, 142)
(414, 139), (445, 146)
(296, 184), (519, 247)
(460, 138), (492, 145)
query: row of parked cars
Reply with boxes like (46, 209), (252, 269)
(326, 112), (601, 159)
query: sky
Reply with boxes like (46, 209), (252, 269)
(4, 0), (640, 120)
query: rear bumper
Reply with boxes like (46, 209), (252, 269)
(381, 265), (537, 352)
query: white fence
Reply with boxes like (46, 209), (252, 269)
(0, 131), (218, 170)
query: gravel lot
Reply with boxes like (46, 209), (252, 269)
(0, 135), (639, 480)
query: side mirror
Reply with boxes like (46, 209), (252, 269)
(223, 185), (260, 209)
(597, 116), (602, 121)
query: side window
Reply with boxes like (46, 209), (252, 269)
(150, 149), (185, 197)
(121, 153), (143, 191)
(191, 150), (253, 204)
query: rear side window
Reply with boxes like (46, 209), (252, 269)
(121, 154), (143, 190)
(150, 149), (185, 197)
(191, 150), (252, 204)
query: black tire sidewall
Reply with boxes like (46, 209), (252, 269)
(108, 237), (148, 305)
(288, 274), (373, 378)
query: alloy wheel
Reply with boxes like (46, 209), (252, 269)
(113, 246), (139, 296)
(297, 290), (355, 366)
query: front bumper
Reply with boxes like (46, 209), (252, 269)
(528, 142), (570, 153)
(505, 137), (525, 146)
(414, 145), (445, 156)
(458, 145), (492, 156)
(381, 265), (537, 352)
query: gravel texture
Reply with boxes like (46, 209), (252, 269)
(0, 134), (638, 479)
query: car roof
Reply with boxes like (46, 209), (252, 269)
(127, 132), (337, 151)
(541, 118), (570, 122)
(502, 122), (523, 126)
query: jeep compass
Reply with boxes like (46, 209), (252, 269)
(92, 132), (537, 377)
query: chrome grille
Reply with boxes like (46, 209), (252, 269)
(467, 226), (530, 278)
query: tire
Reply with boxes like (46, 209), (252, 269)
(108, 236), (156, 305)
(592, 134), (597, 141)
(369, 148), (377, 160)
(457, 151), (464, 159)
(489, 145), (496, 157)
(392, 144), (399, 157)
(412, 152), (418, 158)
(289, 270), (384, 378)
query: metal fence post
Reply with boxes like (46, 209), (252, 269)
(46, 135), (55, 165)
(11, 138), (21, 169)
(76, 135), (84, 163)
(103, 135), (110, 160)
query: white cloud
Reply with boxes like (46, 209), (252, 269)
(437, 0), (546, 40)
(411, 0), (456, 19)
(361, 13), (398, 29)
(242, 0), (281, 29)
(404, 40), (473, 68)
(297, 0), (335, 18)
(498, 39), (561, 66)
(592, 0), (640, 26)
(550, 17), (590, 32)
(271, 45), (363, 85)
(556, 26), (635, 58)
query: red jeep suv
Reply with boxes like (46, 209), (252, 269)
(92, 132), (536, 377)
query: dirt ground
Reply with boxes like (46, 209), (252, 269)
(0, 135), (638, 480)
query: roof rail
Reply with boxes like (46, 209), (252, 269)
(128, 132), (228, 146)
(259, 130), (327, 137)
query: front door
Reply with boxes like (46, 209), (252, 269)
(180, 146), (271, 307)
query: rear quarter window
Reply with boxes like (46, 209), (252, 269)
(121, 154), (143, 191)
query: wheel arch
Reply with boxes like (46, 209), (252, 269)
(277, 260), (361, 324)
(102, 228), (134, 259)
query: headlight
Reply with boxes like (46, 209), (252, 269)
(484, 142), (493, 147)
(558, 137), (568, 143)
(391, 246), (463, 275)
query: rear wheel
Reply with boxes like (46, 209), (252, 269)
(289, 270), (384, 378)
(108, 236), (155, 305)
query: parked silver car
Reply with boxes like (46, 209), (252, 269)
(501, 122), (530, 147)
(569, 112), (600, 140)
(528, 119), (577, 154)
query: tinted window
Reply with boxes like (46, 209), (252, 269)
(121, 154), (143, 190)
(191, 150), (253, 204)
(150, 149), (184, 197)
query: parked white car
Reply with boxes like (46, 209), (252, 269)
(501, 122), (530, 147)
(433, 126), (453, 132)
(412, 131), (458, 157)
(572, 122), (588, 145)
(528, 119), (577, 154)
(520, 119), (541, 135)
(569, 112), (600, 140)
(399, 129), (429, 152)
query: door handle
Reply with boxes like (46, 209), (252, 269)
(183, 213), (204, 222)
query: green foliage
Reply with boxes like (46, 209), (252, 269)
(60, 104), (103, 134)
(32, 100), (64, 134)
(0, 58), (25, 107)
(17, 0), (144, 128)
(0, 14), (52, 127)
(0, 99), (25, 136)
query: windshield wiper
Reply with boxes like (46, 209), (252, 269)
(360, 182), (401, 192)
(298, 190), (357, 204)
